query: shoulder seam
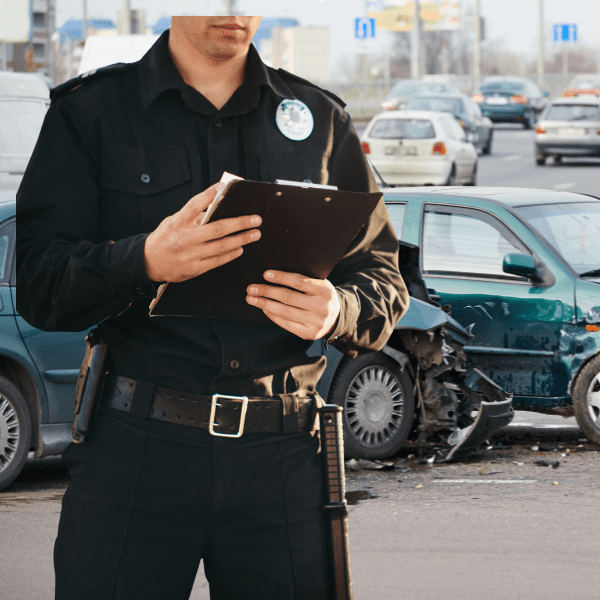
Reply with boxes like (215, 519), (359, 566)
(276, 68), (346, 108)
(50, 62), (132, 102)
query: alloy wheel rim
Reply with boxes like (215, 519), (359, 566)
(0, 396), (19, 473)
(587, 373), (600, 423)
(345, 366), (404, 447)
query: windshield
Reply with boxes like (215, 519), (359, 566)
(515, 202), (600, 274)
(480, 81), (524, 94)
(0, 100), (46, 157)
(387, 81), (457, 98)
(369, 118), (435, 139)
(569, 76), (600, 89)
(545, 104), (600, 121)
(405, 97), (463, 116)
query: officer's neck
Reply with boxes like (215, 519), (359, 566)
(169, 33), (247, 110)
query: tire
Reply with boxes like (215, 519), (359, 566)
(481, 131), (493, 155)
(572, 355), (600, 444)
(0, 376), (32, 490)
(554, 155), (562, 164)
(535, 146), (546, 166)
(329, 352), (415, 460)
(445, 165), (456, 186)
(465, 162), (477, 186)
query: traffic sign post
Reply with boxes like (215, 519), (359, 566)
(553, 23), (578, 82)
(355, 17), (376, 40)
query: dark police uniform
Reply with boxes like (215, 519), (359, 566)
(16, 31), (407, 600)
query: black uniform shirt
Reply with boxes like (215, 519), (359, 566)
(16, 31), (408, 398)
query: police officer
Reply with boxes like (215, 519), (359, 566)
(17, 16), (407, 600)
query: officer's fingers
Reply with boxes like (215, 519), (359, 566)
(199, 228), (261, 259)
(192, 246), (245, 277)
(262, 270), (322, 295)
(200, 214), (262, 242)
(176, 183), (223, 225)
(246, 283), (311, 311)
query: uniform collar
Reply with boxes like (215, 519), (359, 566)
(139, 30), (295, 110)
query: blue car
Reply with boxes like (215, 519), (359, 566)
(0, 192), (86, 489)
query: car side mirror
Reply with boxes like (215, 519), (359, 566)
(466, 132), (475, 143)
(543, 91), (549, 97)
(503, 253), (538, 278)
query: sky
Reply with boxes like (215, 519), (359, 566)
(55, 0), (600, 73)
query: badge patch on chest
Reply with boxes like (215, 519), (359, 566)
(275, 99), (314, 141)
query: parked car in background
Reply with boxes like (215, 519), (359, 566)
(473, 76), (546, 129)
(535, 96), (600, 165)
(0, 72), (49, 191)
(0, 192), (87, 490)
(381, 79), (461, 111)
(405, 93), (494, 154)
(562, 74), (600, 98)
(380, 186), (600, 444)
(361, 110), (478, 186)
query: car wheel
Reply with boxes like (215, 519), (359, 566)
(572, 355), (600, 445)
(481, 132), (493, 155)
(465, 162), (477, 186)
(445, 165), (456, 186)
(329, 352), (415, 460)
(535, 147), (546, 166)
(0, 376), (32, 490)
(554, 155), (562, 164)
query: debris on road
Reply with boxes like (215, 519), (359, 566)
(345, 490), (376, 505)
(346, 459), (395, 471)
(534, 459), (560, 468)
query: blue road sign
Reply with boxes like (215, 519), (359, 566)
(355, 17), (376, 40)
(553, 23), (578, 43)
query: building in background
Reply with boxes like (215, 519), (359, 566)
(254, 19), (330, 84)
(3, 0), (56, 83)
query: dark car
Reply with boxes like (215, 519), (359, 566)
(473, 76), (547, 129)
(381, 79), (461, 111)
(380, 186), (600, 444)
(405, 93), (494, 154)
(0, 192), (87, 490)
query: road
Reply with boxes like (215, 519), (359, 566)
(1, 125), (598, 599)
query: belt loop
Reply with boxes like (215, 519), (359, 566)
(281, 394), (299, 434)
(130, 380), (155, 420)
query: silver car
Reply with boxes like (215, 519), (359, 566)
(535, 96), (600, 165)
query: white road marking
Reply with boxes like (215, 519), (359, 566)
(434, 479), (537, 484)
(553, 182), (575, 190)
(502, 154), (522, 162)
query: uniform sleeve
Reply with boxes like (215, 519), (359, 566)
(16, 96), (157, 332)
(326, 112), (409, 357)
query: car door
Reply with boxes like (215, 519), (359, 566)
(6, 222), (87, 424)
(466, 99), (489, 150)
(420, 203), (572, 400)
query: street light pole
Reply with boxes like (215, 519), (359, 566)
(411, 0), (421, 79)
(537, 0), (544, 90)
(82, 0), (87, 43)
(473, 0), (481, 91)
(123, 0), (131, 34)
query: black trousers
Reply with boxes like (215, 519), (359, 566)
(55, 406), (331, 599)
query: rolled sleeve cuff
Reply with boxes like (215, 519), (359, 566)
(326, 287), (360, 346)
(109, 234), (159, 301)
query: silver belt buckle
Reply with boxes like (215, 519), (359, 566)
(209, 394), (249, 438)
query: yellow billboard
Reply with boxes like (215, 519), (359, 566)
(367, 1), (460, 32)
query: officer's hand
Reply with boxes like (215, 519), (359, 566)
(246, 271), (340, 340)
(144, 182), (261, 283)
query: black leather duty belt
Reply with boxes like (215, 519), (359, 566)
(102, 374), (318, 437)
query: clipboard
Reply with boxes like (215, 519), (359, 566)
(149, 179), (382, 321)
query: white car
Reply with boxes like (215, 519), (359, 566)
(361, 110), (478, 186)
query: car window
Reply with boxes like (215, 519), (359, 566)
(386, 203), (407, 239)
(0, 219), (15, 284)
(514, 202), (600, 274)
(369, 119), (435, 139)
(545, 104), (600, 121)
(387, 81), (459, 98)
(422, 208), (528, 279)
(569, 76), (600, 89)
(480, 81), (524, 94)
(0, 100), (46, 158)
(405, 97), (463, 116)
